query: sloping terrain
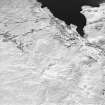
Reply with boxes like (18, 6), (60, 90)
(0, 0), (105, 105)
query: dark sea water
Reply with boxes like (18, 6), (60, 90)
(37, 0), (103, 36)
